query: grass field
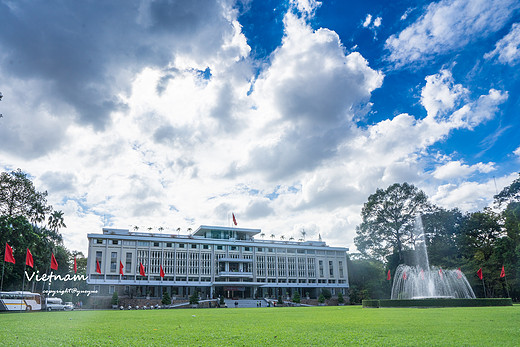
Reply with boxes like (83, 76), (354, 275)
(2, 305), (519, 346)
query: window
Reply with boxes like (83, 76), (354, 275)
(191, 244), (198, 249)
(203, 245), (210, 249)
(244, 247), (251, 252)
(112, 240), (119, 245)
(319, 260), (324, 277)
(329, 261), (334, 277)
(137, 241), (149, 247)
(229, 246), (237, 251)
(96, 239), (103, 244)
(123, 240), (135, 246)
(216, 245), (223, 250)
(178, 244), (185, 249)
(339, 261), (344, 278)
(257, 247), (263, 252)
(96, 251), (102, 271)
(110, 252), (117, 272)
(153, 242), (160, 247)
(125, 252), (132, 273)
(109, 286), (115, 294)
(166, 243), (172, 248)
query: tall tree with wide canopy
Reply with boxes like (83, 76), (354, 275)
(0, 169), (53, 224)
(354, 183), (431, 262)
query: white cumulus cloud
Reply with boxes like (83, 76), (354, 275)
(485, 23), (520, 65)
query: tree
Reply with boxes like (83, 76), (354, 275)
(48, 210), (66, 232)
(337, 291), (345, 304)
(494, 173), (520, 207)
(300, 229), (306, 241)
(161, 291), (171, 306)
(0, 169), (53, 224)
(111, 291), (119, 306)
(354, 183), (431, 262)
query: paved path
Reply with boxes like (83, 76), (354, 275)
(224, 299), (267, 308)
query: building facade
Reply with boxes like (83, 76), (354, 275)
(87, 225), (349, 300)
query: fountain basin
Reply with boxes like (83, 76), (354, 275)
(363, 298), (513, 308)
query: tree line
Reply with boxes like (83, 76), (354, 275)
(349, 174), (520, 303)
(1, 169), (87, 298)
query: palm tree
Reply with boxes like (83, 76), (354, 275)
(289, 237), (294, 241)
(147, 227), (153, 232)
(158, 227), (164, 233)
(270, 234), (275, 240)
(280, 235), (285, 240)
(298, 238), (304, 242)
(260, 233), (265, 239)
(177, 227), (181, 236)
(47, 210), (66, 232)
(133, 226), (139, 232)
(300, 229), (307, 241)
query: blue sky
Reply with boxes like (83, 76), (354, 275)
(0, 0), (519, 254)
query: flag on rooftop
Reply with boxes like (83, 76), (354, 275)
(51, 253), (59, 270)
(232, 213), (237, 226)
(4, 243), (15, 264)
(26, 248), (34, 268)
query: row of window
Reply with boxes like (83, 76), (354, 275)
(96, 251), (344, 278)
(93, 239), (344, 256)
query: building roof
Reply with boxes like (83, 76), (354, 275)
(193, 225), (261, 236)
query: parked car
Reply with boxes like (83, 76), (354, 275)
(64, 302), (74, 311)
(44, 297), (67, 311)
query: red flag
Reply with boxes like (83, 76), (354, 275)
(420, 269), (425, 280)
(139, 262), (146, 276)
(438, 268), (443, 279)
(232, 213), (237, 226)
(74, 257), (77, 273)
(477, 268), (483, 280)
(26, 248), (34, 268)
(96, 259), (102, 274)
(386, 269), (391, 280)
(403, 272), (407, 280)
(51, 253), (58, 270)
(500, 266), (505, 278)
(4, 243), (15, 264)
(160, 265), (165, 278)
(119, 261), (124, 275)
(457, 267), (462, 279)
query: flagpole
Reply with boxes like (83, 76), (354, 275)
(0, 261), (5, 292)
(21, 261), (27, 311)
(481, 278), (486, 298)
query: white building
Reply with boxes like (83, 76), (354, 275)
(87, 225), (349, 299)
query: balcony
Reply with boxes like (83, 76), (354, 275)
(217, 271), (253, 278)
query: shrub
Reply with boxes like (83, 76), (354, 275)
(321, 289), (332, 300)
(292, 291), (301, 304)
(278, 296), (284, 306)
(337, 292), (344, 304)
(111, 291), (119, 306)
(189, 292), (199, 305)
(161, 291), (171, 306)
(219, 296), (225, 305)
(318, 294), (325, 304)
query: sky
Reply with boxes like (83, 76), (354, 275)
(1, 0), (519, 255)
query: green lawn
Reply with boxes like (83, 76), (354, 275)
(2, 305), (519, 346)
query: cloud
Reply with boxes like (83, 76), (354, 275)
(0, 0), (238, 152)
(385, 0), (520, 67)
(432, 160), (495, 180)
(485, 23), (520, 65)
(363, 14), (373, 28)
(246, 13), (383, 180)
(421, 70), (468, 118)
(514, 146), (520, 157)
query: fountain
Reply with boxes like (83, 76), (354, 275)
(390, 216), (476, 300)
(362, 215), (512, 308)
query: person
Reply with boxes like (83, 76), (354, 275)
(234, 301), (238, 308)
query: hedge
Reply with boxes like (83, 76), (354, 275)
(363, 298), (512, 308)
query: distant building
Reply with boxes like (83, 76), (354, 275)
(87, 225), (349, 299)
